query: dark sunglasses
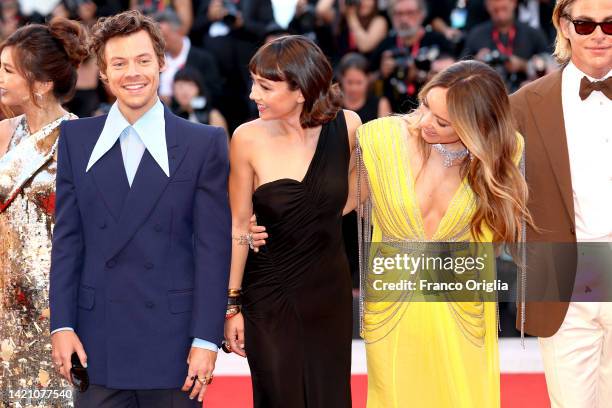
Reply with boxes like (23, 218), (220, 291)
(70, 352), (90, 392)
(563, 14), (612, 35)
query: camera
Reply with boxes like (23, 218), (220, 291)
(414, 46), (440, 73)
(481, 50), (525, 92)
(389, 47), (413, 69)
(388, 45), (441, 94)
(482, 50), (508, 67)
(223, 0), (239, 25)
(528, 54), (549, 79)
(389, 45), (440, 72)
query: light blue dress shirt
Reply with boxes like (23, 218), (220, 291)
(53, 100), (218, 353)
(86, 99), (170, 180)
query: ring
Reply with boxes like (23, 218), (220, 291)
(221, 341), (232, 353)
(196, 377), (206, 385)
(204, 375), (214, 385)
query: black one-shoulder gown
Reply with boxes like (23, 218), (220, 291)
(242, 113), (353, 408)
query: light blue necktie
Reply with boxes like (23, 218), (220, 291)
(119, 126), (146, 187)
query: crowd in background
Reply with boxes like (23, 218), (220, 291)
(0, 0), (559, 134)
(0, 0), (558, 337)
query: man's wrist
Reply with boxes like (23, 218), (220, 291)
(192, 338), (219, 352)
(51, 327), (74, 335)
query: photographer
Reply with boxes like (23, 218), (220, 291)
(171, 67), (228, 134)
(338, 52), (391, 123)
(461, 0), (550, 91)
(371, 0), (453, 113)
(155, 9), (222, 106)
(332, 0), (389, 60)
(425, 0), (491, 41)
(286, 0), (336, 57)
(194, 0), (275, 43)
(517, 0), (556, 43)
(193, 0), (275, 131)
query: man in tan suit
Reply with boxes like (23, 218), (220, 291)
(510, 0), (612, 406)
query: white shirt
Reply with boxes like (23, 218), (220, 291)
(271, 0), (298, 28)
(159, 36), (191, 98)
(561, 62), (612, 242)
(86, 99), (170, 180)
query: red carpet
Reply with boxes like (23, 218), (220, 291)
(204, 374), (550, 407)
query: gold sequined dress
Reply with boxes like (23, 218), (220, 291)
(0, 113), (75, 407)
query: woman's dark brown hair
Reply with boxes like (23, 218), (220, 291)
(249, 35), (343, 128)
(0, 17), (88, 105)
(337, 52), (370, 77)
(89, 10), (165, 75)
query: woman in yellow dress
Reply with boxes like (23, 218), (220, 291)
(354, 60), (532, 408)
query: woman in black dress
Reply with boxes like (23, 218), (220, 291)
(224, 35), (361, 407)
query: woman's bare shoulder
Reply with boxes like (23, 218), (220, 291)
(0, 115), (21, 132)
(0, 115), (21, 140)
(232, 118), (270, 141)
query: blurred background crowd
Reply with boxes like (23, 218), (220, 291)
(0, 0), (559, 133)
(0, 0), (557, 337)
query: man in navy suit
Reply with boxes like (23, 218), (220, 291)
(49, 10), (231, 407)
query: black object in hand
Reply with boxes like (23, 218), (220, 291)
(70, 352), (89, 392)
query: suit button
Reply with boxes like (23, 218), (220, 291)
(154, 224), (162, 232)
(145, 262), (154, 270)
(145, 301), (155, 308)
(106, 259), (116, 268)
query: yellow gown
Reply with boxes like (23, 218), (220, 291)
(357, 116), (522, 408)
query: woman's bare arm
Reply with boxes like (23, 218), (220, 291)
(227, 124), (256, 291)
(343, 110), (364, 215)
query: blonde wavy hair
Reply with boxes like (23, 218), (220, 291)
(552, 0), (577, 64)
(406, 60), (533, 243)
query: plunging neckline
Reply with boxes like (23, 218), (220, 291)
(253, 123), (326, 194)
(401, 122), (466, 241)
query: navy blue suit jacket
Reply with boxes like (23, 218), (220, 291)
(50, 108), (231, 389)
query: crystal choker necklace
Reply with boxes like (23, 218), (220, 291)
(431, 143), (469, 167)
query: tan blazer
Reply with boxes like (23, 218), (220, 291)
(510, 69), (578, 338)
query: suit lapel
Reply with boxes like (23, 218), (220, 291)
(84, 117), (130, 222)
(105, 108), (188, 260)
(525, 70), (574, 222)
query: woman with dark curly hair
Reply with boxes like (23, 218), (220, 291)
(224, 35), (361, 407)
